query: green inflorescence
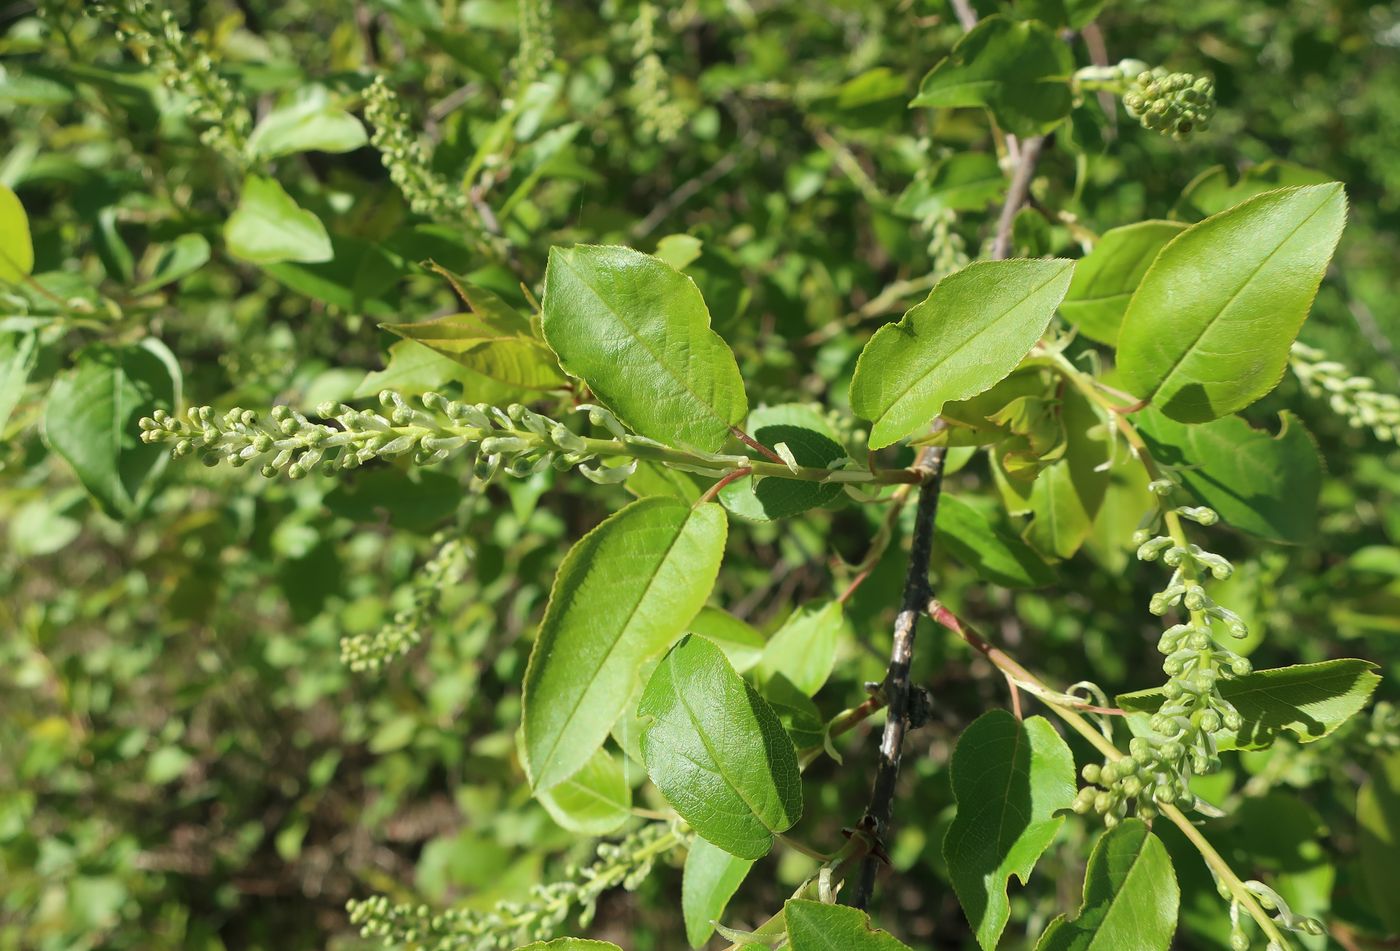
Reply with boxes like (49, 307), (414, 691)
(1122, 66), (1215, 138)
(1290, 342), (1400, 441)
(363, 77), (472, 221)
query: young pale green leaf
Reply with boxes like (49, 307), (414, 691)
(689, 606), (766, 673)
(638, 634), (802, 859)
(246, 89), (368, 160)
(0, 331), (38, 434)
(1138, 409), (1322, 544)
(224, 175), (333, 265)
(683, 835), (755, 948)
(132, 234), (212, 295)
(44, 340), (180, 520)
(944, 711), (1076, 951)
(784, 900), (913, 950)
(720, 404), (847, 521)
(1117, 184), (1347, 422)
(936, 494), (1055, 588)
(1035, 819), (1178, 951)
(1358, 752), (1400, 934)
(1117, 659), (1380, 750)
(535, 747), (631, 836)
(851, 259), (1074, 449)
(1174, 160), (1332, 221)
(1023, 387), (1110, 560)
(513, 940), (623, 951)
(382, 313), (566, 391)
(911, 16), (1074, 138)
(754, 599), (846, 697)
(1059, 221), (1186, 345)
(0, 183), (34, 283)
(894, 153), (1005, 218)
(355, 339), (517, 405)
(523, 499), (727, 791)
(541, 245), (748, 452)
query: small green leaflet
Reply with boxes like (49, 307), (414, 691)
(1357, 752), (1400, 934)
(381, 310), (566, 391)
(1174, 160), (1332, 221)
(754, 599), (845, 696)
(683, 836), (754, 947)
(639, 635), (802, 860)
(535, 747), (631, 836)
(522, 498), (727, 791)
(894, 153), (1005, 218)
(1117, 659), (1380, 750)
(719, 404), (848, 521)
(245, 87), (368, 160)
(224, 175), (333, 265)
(541, 245), (748, 453)
(1036, 820), (1177, 951)
(512, 940), (623, 951)
(0, 331), (38, 434)
(689, 606), (766, 673)
(1023, 386), (1110, 560)
(0, 183), (35, 282)
(936, 494), (1054, 588)
(851, 259), (1074, 449)
(911, 16), (1074, 138)
(784, 900), (913, 950)
(1137, 409), (1322, 544)
(1117, 184), (1347, 422)
(44, 340), (181, 520)
(1059, 221), (1186, 345)
(944, 711), (1076, 951)
(132, 234), (212, 295)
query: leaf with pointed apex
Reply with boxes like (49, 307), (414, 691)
(944, 711), (1076, 950)
(535, 747), (631, 835)
(381, 312), (566, 391)
(523, 499), (728, 791)
(1174, 161), (1333, 221)
(1117, 184), (1347, 422)
(689, 606), (766, 673)
(754, 599), (845, 696)
(683, 836), (755, 947)
(224, 175), (333, 265)
(785, 900), (914, 950)
(639, 634), (802, 859)
(1035, 819), (1178, 951)
(246, 88), (368, 159)
(1117, 659), (1380, 750)
(851, 259), (1074, 449)
(1060, 221), (1186, 345)
(541, 245), (747, 452)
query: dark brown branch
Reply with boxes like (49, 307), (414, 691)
(848, 443), (947, 909)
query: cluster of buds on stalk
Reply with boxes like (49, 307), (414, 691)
(1290, 342), (1399, 441)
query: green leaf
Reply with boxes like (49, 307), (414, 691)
(720, 404), (848, 521)
(1060, 221), (1186, 345)
(638, 634), (802, 859)
(246, 88), (368, 159)
(683, 836), (755, 947)
(911, 16), (1074, 138)
(936, 494), (1055, 588)
(535, 747), (631, 836)
(850, 259), (1074, 449)
(1023, 387), (1110, 560)
(1117, 659), (1381, 750)
(1137, 409), (1322, 544)
(224, 175), (333, 265)
(944, 711), (1076, 950)
(513, 940), (623, 951)
(356, 339), (516, 404)
(785, 900), (914, 950)
(689, 606), (766, 673)
(264, 234), (403, 314)
(541, 245), (748, 452)
(132, 234), (211, 295)
(0, 183), (34, 283)
(1117, 184), (1347, 422)
(1358, 752), (1400, 934)
(523, 498), (727, 791)
(382, 313), (566, 391)
(1034, 819), (1178, 951)
(0, 330), (38, 433)
(44, 340), (180, 519)
(1174, 161), (1333, 222)
(754, 600), (846, 697)
(894, 153), (1005, 218)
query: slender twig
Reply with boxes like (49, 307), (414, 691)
(848, 444), (947, 909)
(992, 134), (1045, 261)
(630, 134), (756, 239)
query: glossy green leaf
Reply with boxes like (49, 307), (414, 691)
(1137, 409), (1322, 544)
(132, 234), (212, 295)
(911, 16), (1074, 137)
(382, 313), (566, 391)
(1358, 752), (1400, 933)
(0, 331), (37, 433)
(785, 900), (913, 950)
(1035, 819), (1178, 951)
(1117, 659), (1380, 750)
(626, 459), (706, 503)
(720, 404), (847, 521)
(1117, 184), (1347, 422)
(944, 711), (1076, 951)
(894, 153), (1005, 218)
(541, 245), (748, 452)
(936, 494), (1055, 588)
(0, 183), (34, 283)
(689, 606), (766, 673)
(1023, 387), (1110, 560)
(44, 340), (180, 520)
(246, 89), (368, 159)
(535, 747), (631, 836)
(754, 599), (845, 697)
(1174, 161), (1332, 222)
(638, 634), (802, 859)
(1060, 221), (1186, 345)
(224, 175), (333, 265)
(356, 339), (515, 404)
(683, 835), (754, 947)
(851, 259), (1074, 449)
(513, 940), (623, 951)
(523, 498), (727, 791)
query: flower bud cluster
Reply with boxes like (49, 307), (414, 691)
(512, 0), (554, 90)
(629, 3), (686, 143)
(1290, 342), (1399, 441)
(1122, 67), (1215, 138)
(363, 77), (471, 221)
(340, 535), (471, 673)
(94, 1), (251, 163)
(347, 821), (682, 950)
(138, 391), (640, 485)
(1075, 503), (1252, 825)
